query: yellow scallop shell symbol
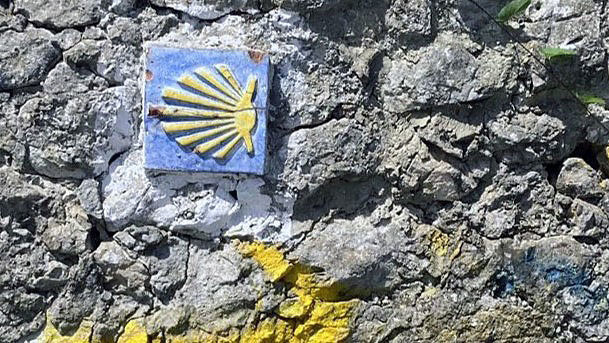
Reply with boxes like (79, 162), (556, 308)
(149, 64), (257, 159)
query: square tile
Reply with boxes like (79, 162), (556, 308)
(143, 45), (270, 175)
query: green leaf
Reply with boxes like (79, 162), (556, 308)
(497, 0), (532, 23)
(576, 92), (606, 106)
(540, 47), (577, 60)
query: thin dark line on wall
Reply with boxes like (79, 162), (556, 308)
(463, 0), (609, 135)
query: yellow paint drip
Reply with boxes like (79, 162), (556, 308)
(43, 317), (94, 343)
(238, 242), (358, 343)
(429, 229), (451, 257)
(165, 331), (240, 343)
(239, 242), (293, 282)
(117, 320), (148, 343)
(44, 242), (357, 343)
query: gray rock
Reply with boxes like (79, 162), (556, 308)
(523, 0), (606, 98)
(0, 167), (79, 340)
(64, 40), (102, 67)
(385, 0), (433, 41)
(0, 12), (27, 32)
(277, 118), (379, 193)
(567, 199), (609, 240)
(110, 0), (139, 15)
(77, 179), (103, 219)
(489, 107), (581, 164)
(102, 149), (291, 240)
(556, 158), (604, 202)
(380, 34), (513, 112)
(2, 0), (609, 341)
(114, 225), (166, 254)
(47, 257), (111, 334)
(143, 235), (189, 300)
(0, 290), (45, 343)
(290, 202), (420, 293)
(41, 205), (91, 256)
(150, 0), (258, 19)
(0, 28), (60, 90)
(14, 0), (108, 29)
(271, 0), (357, 12)
(31, 261), (70, 291)
(55, 28), (82, 50)
(13, 63), (136, 179)
(377, 111), (491, 204)
(135, 241), (266, 336)
(93, 241), (150, 298)
(468, 164), (557, 238)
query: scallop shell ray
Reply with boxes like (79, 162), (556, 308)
(149, 64), (258, 159)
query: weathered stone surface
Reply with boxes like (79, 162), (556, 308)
(0, 167), (85, 341)
(489, 107), (582, 164)
(77, 178), (103, 219)
(290, 204), (419, 293)
(380, 33), (515, 112)
(468, 164), (557, 238)
(385, 0), (433, 40)
(14, 0), (107, 29)
(102, 149), (292, 240)
(150, 0), (257, 19)
(276, 118), (379, 193)
(0, 28), (60, 90)
(271, 0), (358, 12)
(11, 62), (136, 179)
(557, 158), (604, 201)
(2, 0), (609, 342)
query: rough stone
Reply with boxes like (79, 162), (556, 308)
(0, 28), (60, 90)
(102, 149), (292, 241)
(380, 33), (514, 112)
(0, 167), (82, 341)
(77, 178), (104, 219)
(150, 0), (258, 19)
(12, 62), (136, 179)
(2, 1), (609, 342)
(290, 203), (419, 294)
(557, 158), (604, 202)
(14, 0), (108, 29)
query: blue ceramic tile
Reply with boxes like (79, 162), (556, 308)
(143, 45), (270, 175)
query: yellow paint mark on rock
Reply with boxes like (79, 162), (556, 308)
(421, 287), (438, 298)
(43, 316), (149, 343)
(239, 241), (292, 282)
(238, 241), (358, 343)
(117, 319), (148, 343)
(427, 228), (462, 261)
(428, 229), (451, 257)
(165, 331), (240, 342)
(278, 298), (310, 318)
(241, 317), (295, 342)
(43, 317), (94, 343)
(44, 242), (357, 343)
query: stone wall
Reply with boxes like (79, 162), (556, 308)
(1, 0), (609, 342)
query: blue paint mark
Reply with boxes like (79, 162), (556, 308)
(494, 245), (594, 298)
(493, 271), (515, 297)
(493, 243), (609, 324)
(143, 45), (270, 175)
(545, 268), (564, 283)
